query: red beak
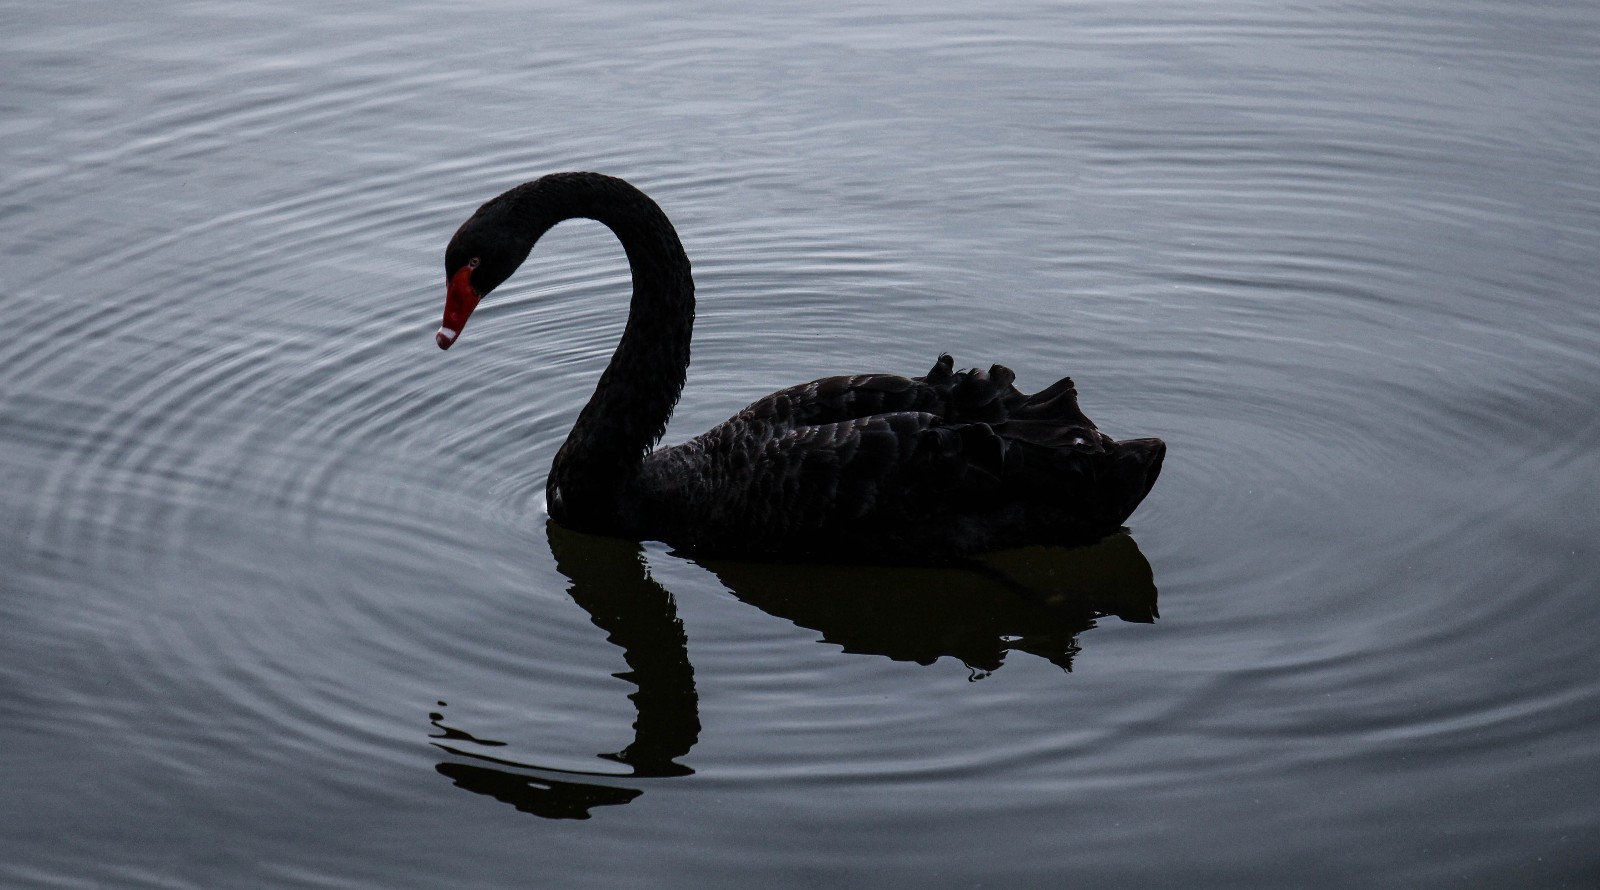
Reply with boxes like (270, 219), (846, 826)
(437, 265), (481, 349)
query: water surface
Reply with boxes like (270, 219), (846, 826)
(4, 1), (1598, 887)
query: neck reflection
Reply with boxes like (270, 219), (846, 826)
(431, 523), (700, 819)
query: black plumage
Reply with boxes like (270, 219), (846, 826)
(437, 172), (1164, 561)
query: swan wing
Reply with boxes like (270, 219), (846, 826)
(730, 353), (1101, 434)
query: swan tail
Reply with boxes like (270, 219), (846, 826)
(1020, 434), (1166, 533)
(839, 357), (1165, 541)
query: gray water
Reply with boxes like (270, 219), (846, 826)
(4, 1), (1598, 887)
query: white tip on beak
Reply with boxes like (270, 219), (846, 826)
(436, 326), (459, 349)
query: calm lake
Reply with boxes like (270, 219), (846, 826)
(4, 1), (1598, 887)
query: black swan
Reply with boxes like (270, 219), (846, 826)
(436, 172), (1164, 560)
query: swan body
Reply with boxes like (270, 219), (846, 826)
(438, 172), (1164, 560)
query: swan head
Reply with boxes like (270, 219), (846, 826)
(438, 196), (541, 349)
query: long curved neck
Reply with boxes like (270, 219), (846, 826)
(522, 174), (693, 532)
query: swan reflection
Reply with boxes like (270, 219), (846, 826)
(433, 523), (1156, 818)
(699, 531), (1156, 676)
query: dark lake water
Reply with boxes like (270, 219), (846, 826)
(5, 1), (1599, 887)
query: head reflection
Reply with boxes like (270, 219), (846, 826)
(433, 524), (1156, 818)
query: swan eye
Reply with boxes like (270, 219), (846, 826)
(467, 257), (480, 269)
